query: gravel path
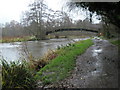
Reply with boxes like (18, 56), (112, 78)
(53, 38), (119, 88)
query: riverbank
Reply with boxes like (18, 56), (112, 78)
(1, 39), (93, 89)
(0, 35), (92, 43)
(110, 39), (120, 50)
(35, 39), (93, 87)
(0, 36), (37, 43)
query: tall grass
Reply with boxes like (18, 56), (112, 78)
(35, 39), (93, 85)
(1, 59), (36, 89)
(23, 49), (58, 71)
(1, 49), (58, 89)
(0, 36), (37, 43)
(1, 39), (93, 88)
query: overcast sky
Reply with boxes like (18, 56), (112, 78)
(0, 0), (66, 24)
(0, 0), (100, 24)
(0, 0), (34, 24)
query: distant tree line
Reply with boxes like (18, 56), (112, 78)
(1, 0), (118, 39)
(1, 20), (30, 37)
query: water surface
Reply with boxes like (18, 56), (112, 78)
(0, 38), (89, 62)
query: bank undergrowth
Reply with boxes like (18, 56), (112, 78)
(35, 39), (93, 85)
(111, 40), (120, 47)
(110, 40), (120, 52)
(0, 36), (37, 43)
(1, 59), (36, 89)
(1, 39), (93, 88)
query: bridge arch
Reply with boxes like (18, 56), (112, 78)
(46, 28), (98, 35)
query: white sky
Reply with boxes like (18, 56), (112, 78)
(0, 0), (100, 24)
(0, 0), (31, 24)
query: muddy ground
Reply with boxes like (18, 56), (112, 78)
(51, 38), (119, 88)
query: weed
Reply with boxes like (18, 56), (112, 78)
(29, 50), (58, 71)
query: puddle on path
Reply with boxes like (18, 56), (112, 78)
(92, 49), (102, 57)
(83, 45), (103, 79)
(91, 70), (101, 76)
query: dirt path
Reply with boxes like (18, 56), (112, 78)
(54, 38), (119, 88)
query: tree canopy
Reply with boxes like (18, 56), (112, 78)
(68, 2), (120, 29)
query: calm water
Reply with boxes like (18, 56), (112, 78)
(0, 38), (90, 62)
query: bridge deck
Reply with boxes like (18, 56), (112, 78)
(46, 28), (98, 35)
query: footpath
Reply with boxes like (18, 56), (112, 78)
(55, 38), (119, 88)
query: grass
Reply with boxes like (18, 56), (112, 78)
(99, 36), (120, 49)
(1, 59), (36, 89)
(110, 40), (120, 51)
(35, 39), (93, 85)
(0, 36), (37, 43)
(111, 40), (120, 47)
(1, 39), (93, 88)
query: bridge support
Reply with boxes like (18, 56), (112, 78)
(35, 30), (46, 40)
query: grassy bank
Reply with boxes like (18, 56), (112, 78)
(0, 36), (36, 43)
(110, 40), (120, 52)
(99, 36), (120, 49)
(35, 39), (93, 85)
(1, 35), (92, 43)
(1, 39), (93, 88)
(111, 40), (120, 48)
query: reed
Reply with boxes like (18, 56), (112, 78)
(1, 59), (36, 89)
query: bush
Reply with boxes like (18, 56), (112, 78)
(1, 59), (36, 89)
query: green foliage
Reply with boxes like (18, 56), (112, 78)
(35, 39), (93, 85)
(111, 40), (120, 49)
(0, 39), (94, 88)
(1, 59), (36, 89)
(110, 40), (120, 52)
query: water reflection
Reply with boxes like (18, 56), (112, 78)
(0, 38), (90, 62)
(92, 49), (102, 57)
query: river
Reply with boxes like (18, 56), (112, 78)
(0, 38), (90, 62)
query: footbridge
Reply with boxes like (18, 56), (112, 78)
(45, 28), (98, 35)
